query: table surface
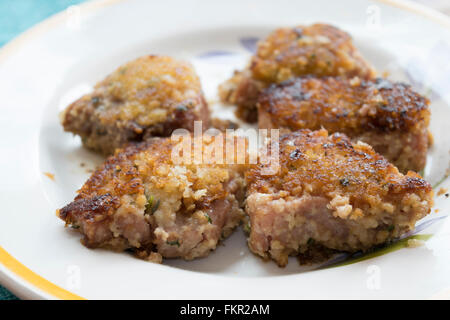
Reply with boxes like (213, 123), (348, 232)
(0, 0), (448, 300)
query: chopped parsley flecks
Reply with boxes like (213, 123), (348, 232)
(146, 196), (160, 214)
(91, 97), (100, 105)
(167, 240), (180, 247)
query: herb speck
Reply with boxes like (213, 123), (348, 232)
(167, 240), (180, 247)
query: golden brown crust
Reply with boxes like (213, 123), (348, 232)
(218, 23), (376, 122)
(79, 139), (167, 197)
(245, 129), (433, 266)
(59, 194), (120, 223)
(246, 129), (432, 213)
(251, 24), (375, 83)
(257, 77), (430, 172)
(58, 135), (247, 261)
(61, 55), (210, 155)
(258, 77), (430, 134)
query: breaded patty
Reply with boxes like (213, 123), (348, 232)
(61, 55), (210, 155)
(245, 129), (433, 266)
(219, 23), (375, 122)
(58, 134), (246, 262)
(258, 77), (431, 173)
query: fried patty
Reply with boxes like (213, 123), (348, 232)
(219, 23), (375, 122)
(58, 134), (246, 262)
(258, 77), (431, 173)
(245, 129), (433, 266)
(61, 55), (210, 155)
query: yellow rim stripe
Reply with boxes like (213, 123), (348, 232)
(0, 246), (84, 300)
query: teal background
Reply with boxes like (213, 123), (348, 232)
(0, 0), (87, 300)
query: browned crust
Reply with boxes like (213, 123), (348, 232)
(75, 140), (155, 200)
(258, 77), (430, 134)
(58, 140), (157, 248)
(61, 55), (210, 155)
(58, 136), (247, 261)
(257, 77), (430, 172)
(246, 129), (432, 205)
(218, 70), (265, 123)
(250, 24), (376, 83)
(62, 92), (210, 156)
(245, 129), (433, 266)
(218, 23), (376, 123)
(59, 194), (119, 222)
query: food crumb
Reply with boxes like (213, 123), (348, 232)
(435, 208), (440, 213)
(437, 188), (448, 196)
(43, 172), (55, 181)
(428, 131), (434, 147)
(406, 239), (425, 248)
(135, 250), (162, 263)
(146, 252), (163, 264)
(80, 162), (86, 167)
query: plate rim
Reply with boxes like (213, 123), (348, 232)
(0, 0), (449, 300)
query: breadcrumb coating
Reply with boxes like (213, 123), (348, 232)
(219, 23), (375, 122)
(251, 24), (375, 83)
(58, 134), (247, 262)
(257, 77), (430, 172)
(61, 55), (210, 155)
(245, 129), (433, 266)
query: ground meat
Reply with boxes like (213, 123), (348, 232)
(245, 129), (433, 266)
(257, 77), (431, 173)
(219, 23), (375, 122)
(61, 55), (210, 155)
(58, 134), (247, 262)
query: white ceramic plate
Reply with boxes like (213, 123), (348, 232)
(1, 0), (450, 300)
